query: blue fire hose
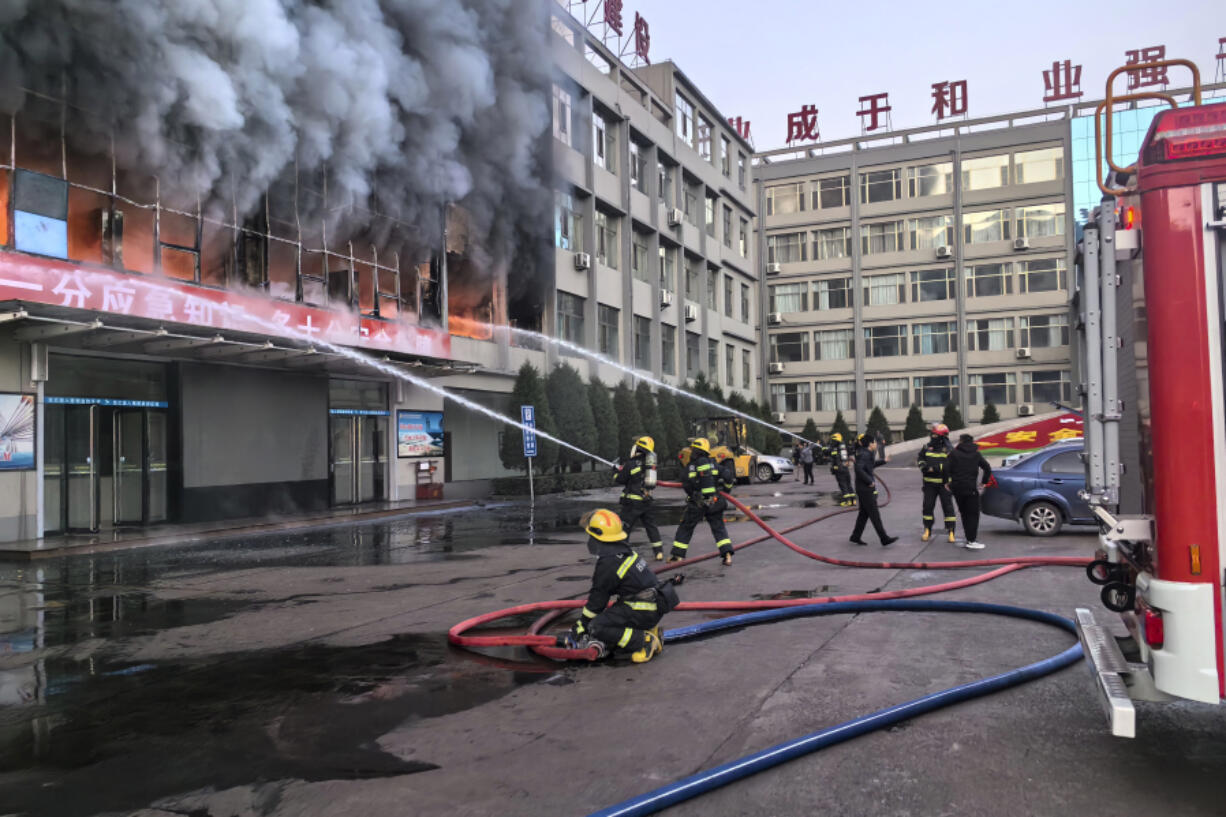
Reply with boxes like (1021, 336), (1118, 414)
(587, 599), (1083, 817)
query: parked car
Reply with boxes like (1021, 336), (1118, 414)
(751, 449), (794, 482)
(980, 441), (1095, 536)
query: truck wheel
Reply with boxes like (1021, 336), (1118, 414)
(1021, 501), (1063, 536)
(755, 463), (774, 482)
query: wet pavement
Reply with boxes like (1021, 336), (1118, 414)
(0, 477), (1224, 817)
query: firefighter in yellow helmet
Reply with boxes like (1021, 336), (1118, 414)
(613, 435), (665, 560)
(562, 508), (677, 663)
(828, 432), (855, 507)
(669, 438), (734, 566)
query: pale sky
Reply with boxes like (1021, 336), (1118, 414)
(611, 0), (1221, 149)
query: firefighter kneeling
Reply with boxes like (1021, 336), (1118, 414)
(669, 438), (736, 566)
(561, 508), (680, 663)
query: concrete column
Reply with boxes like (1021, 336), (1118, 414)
(952, 141), (969, 422)
(849, 151), (865, 430)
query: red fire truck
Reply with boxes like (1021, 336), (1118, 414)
(1076, 60), (1226, 737)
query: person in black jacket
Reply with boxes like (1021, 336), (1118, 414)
(916, 423), (957, 543)
(614, 435), (664, 560)
(948, 433), (993, 550)
(669, 438), (734, 565)
(850, 434), (898, 546)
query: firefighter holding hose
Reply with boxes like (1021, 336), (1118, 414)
(614, 435), (665, 560)
(669, 438), (735, 566)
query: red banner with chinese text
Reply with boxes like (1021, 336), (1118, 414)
(973, 413), (1083, 456)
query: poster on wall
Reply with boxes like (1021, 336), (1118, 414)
(0, 394), (36, 471)
(397, 410), (445, 458)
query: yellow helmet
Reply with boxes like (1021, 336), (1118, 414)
(831, 433), (843, 442)
(582, 508), (628, 542)
(690, 438), (711, 454)
(635, 435), (655, 453)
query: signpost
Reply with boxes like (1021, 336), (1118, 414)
(521, 405), (537, 503)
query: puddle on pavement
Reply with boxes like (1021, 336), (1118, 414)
(751, 588), (833, 600)
(0, 633), (542, 817)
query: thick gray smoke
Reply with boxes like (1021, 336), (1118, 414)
(0, 0), (553, 271)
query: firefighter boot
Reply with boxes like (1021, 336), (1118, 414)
(921, 528), (932, 542)
(653, 545), (664, 562)
(948, 529), (956, 544)
(631, 631), (662, 664)
(650, 626), (663, 652)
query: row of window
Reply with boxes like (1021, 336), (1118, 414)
(764, 147), (1065, 216)
(766, 202), (1066, 264)
(561, 190), (750, 261)
(768, 313), (1069, 363)
(767, 258), (1067, 313)
(769, 370), (1072, 413)
(674, 91), (748, 188)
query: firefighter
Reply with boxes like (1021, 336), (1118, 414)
(828, 433), (856, 507)
(669, 438), (734, 566)
(614, 435), (664, 560)
(562, 508), (678, 663)
(917, 423), (957, 543)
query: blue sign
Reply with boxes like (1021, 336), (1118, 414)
(397, 410), (444, 458)
(521, 405), (537, 458)
(46, 397), (169, 408)
(329, 408), (391, 417)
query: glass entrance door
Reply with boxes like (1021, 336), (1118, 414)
(330, 414), (386, 505)
(113, 409), (145, 525)
(331, 416), (355, 505)
(356, 415), (387, 503)
(65, 405), (97, 532)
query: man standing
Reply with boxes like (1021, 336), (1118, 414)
(917, 423), (957, 543)
(828, 432), (855, 506)
(799, 440), (815, 485)
(614, 435), (664, 561)
(669, 438), (734, 566)
(948, 433), (992, 550)
(850, 434), (898, 546)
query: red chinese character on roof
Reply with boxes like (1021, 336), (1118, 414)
(931, 80), (968, 121)
(1042, 59), (1084, 102)
(634, 12), (650, 64)
(857, 93), (891, 133)
(786, 105), (820, 143)
(728, 116), (752, 141)
(1217, 37), (1226, 82)
(1125, 45), (1168, 89)
(604, 0), (624, 36)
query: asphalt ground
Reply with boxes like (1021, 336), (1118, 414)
(1, 468), (1223, 817)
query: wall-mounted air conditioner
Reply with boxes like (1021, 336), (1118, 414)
(766, 262), (782, 275)
(660, 289), (674, 307)
(1016, 346), (1032, 359)
(773, 412), (787, 423)
(767, 312), (782, 325)
(573, 251), (591, 270)
(1018, 403), (1035, 416)
(935, 245), (953, 259)
(668, 208), (683, 227)
(768, 362), (784, 374)
(684, 303), (699, 322)
(1013, 237), (1031, 251)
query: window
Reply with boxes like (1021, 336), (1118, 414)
(771, 382), (812, 413)
(552, 84), (573, 147)
(909, 215), (954, 249)
(599, 305), (620, 357)
(907, 162), (953, 197)
(864, 324), (907, 357)
(814, 175), (850, 209)
(557, 291), (585, 345)
(961, 153), (1008, 191)
(910, 268), (955, 302)
(630, 142), (646, 193)
(550, 15), (575, 45)
(815, 328), (854, 360)
(741, 283), (750, 322)
(861, 220), (905, 254)
(723, 275), (733, 317)
(686, 331), (701, 372)
(966, 262), (1013, 297)
(912, 321), (957, 355)
(593, 112), (616, 173)
(814, 277), (851, 310)
(725, 344), (735, 387)
(966, 317), (1015, 351)
(595, 211), (618, 267)
(661, 324), (676, 375)
(708, 338), (719, 376)
(1016, 203), (1065, 239)
(721, 135), (731, 176)
(742, 349), (752, 388)
(684, 184), (698, 225)
(631, 231), (650, 283)
(634, 316), (651, 370)
(659, 246), (675, 292)
(1019, 314), (1070, 348)
(1043, 451), (1083, 474)
(698, 114), (713, 161)
(738, 153), (747, 188)
(963, 209), (1010, 244)
(1023, 370), (1071, 403)
(1014, 146), (1064, 184)
(914, 375), (958, 408)
(685, 258), (700, 300)
(706, 268), (718, 309)
(767, 183), (806, 216)
(658, 163), (674, 206)
(705, 195), (716, 236)
(814, 380), (855, 412)
(863, 272), (906, 306)
(584, 44), (612, 74)
(554, 191), (582, 251)
(675, 93), (694, 144)
(739, 219), (749, 257)
(867, 377), (909, 410)
(1017, 258), (1067, 293)
(769, 282), (808, 313)
(969, 372), (1016, 406)
(813, 226), (852, 260)
(859, 168), (902, 204)
(768, 232), (807, 264)
(722, 205), (733, 248)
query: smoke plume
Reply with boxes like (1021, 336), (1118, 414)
(0, 0), (554, 274)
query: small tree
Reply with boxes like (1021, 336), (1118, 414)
(498, 362), (558, 473)
(903, 404), (928, 440)
(612, 381), (643, 459)
(677, 381), (705, 428)
(866, 406), (892, 444)
(942, 400), (965, 432)
(655, 388), (687, 460)
(800, 417), (820, 444)
(757, 400), (784, 455)
(587, 377), (620, 467)
(547, 363), (596, 472)
(830, 410), (851, 441)
(980, 402), (1001, 425)
(635, 382), (666, 454)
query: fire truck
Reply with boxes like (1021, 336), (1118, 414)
(1075, 60), (1226, 737)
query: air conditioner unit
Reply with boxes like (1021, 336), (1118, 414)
(768, 362), (784, 374)
(1013, 237), (1031, 251)
(573, 251), (591, 270)
(773, 412), (787, 424)
(935, 245), (953, 259)
(684, 303), (699, 322)
(668, 208), (683, 227)
(1017, 403), (1035, 416)
(1015, 346), (1032, 359)
(767, 312), (782, 325)
(766, 262), (782, 275)
(660, 289), (674, 307)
